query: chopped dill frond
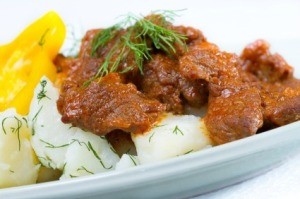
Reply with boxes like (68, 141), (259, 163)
(38, 28), (50, 47)
(172, 125), (184, 136)
(37, 80), (51, 103)
(84, 10), (187, 86)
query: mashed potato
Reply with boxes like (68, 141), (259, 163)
(0, 109), (40, 188)
(132, 114), (212, 164)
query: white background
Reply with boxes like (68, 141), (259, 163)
(0, 0), (300, 198)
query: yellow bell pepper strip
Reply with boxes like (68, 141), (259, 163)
(0, 11), (66, 115)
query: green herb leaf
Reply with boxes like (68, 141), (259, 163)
(85, 10), (187, 86)
(37, 80), (51, 103)
(1, 116), (23, 150)
(172, 125), (184, 136)
(38, 28), (50, 47)
(77, 166), (94, 175)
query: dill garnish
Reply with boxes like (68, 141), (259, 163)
(37, 80), (51, 103)
(70, 139), (91, 151)
(91, 25), (120, 56)
(88, 141), (113, 169)
(148, 132), (156, 143)
(41, 138), (113, 170)
(172, 125), (184, 136)
(84, 10), (187, 86)
(38, 28), (50, 47)
(128, 154), (137, 166)
(22, 117), (28, 127)
(184, 149), (193, 155)
(37, 155), (55, 169)
(153, 124), (166, 128)
(1, 117), (9, 135)
(31, 106), (43, 136)
(1, 116), (22, 150)
(39, 139), (70, 149)
(77, 166), (94, 175)
(13, 116), (22, 151)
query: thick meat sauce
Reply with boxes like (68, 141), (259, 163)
(55, 15), (300, 145)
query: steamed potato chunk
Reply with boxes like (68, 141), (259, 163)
(0, 109), (40, 188)
(132, 114), (212, 164)
(61, 130), (120, 179)
(28, 77), (76, 170)
(115, 154), (140, 171)
(29, 77), (120, 179)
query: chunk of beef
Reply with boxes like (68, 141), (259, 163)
(240, 40), (293, 82)
(138, 26), (208, 113)
(141, 54), (183, 113)
(140, 53), (208, 114)
(57, 73), (165, 135)
(240, 40), (300, 128)
(205, 88), (263, 144)
(261, 79), (300, 126)
(180, 42), (263, 144)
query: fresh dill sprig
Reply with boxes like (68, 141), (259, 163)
(1, 116), (22, 151)
(91, 25), (120, 56)
(70, 139), (91, 151)
(172, 125), (184, 136)
(37, 155), (55, 169)
(13, 116), (22, 151)
(39, 139), (70, 149)
(37, 138), (113, 170)
(88, 141), (113, 169)
(38, 28), (50, 47)
(128, 154), (137, 166)
(22, 117), (28, 128)
(37, 80), (51, 103)
(85, 10), (187, 86)
(184, 149), (193, 155)
(31, 106), (43, 136)
(77, 166), (94, 175)
(148, 132), (156, 143)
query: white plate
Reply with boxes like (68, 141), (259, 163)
(0, 0), (300, 198)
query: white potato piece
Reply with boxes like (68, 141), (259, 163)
(29, 77), (119, 179)
(0, 109), (40, 188)
(115, 154), (139, 171)
(61, 130), (120, 179)
(132, 114), (212, 164)
(28, 77), (76, 170)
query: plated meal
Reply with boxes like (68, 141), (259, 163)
(0, 10), (299, 189)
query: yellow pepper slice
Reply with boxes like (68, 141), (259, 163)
(0, 11), (66, 115)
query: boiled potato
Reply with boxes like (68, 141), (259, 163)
(132, 114), (212, 164)
(29, 77), (119, 179)
(28, 77), (76, 170)
(0, 109), (40, 188)
(61, 131), (120, 179)
(115, 154), (139, 171)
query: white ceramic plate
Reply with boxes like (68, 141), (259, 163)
(0, 0), (300, 198)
